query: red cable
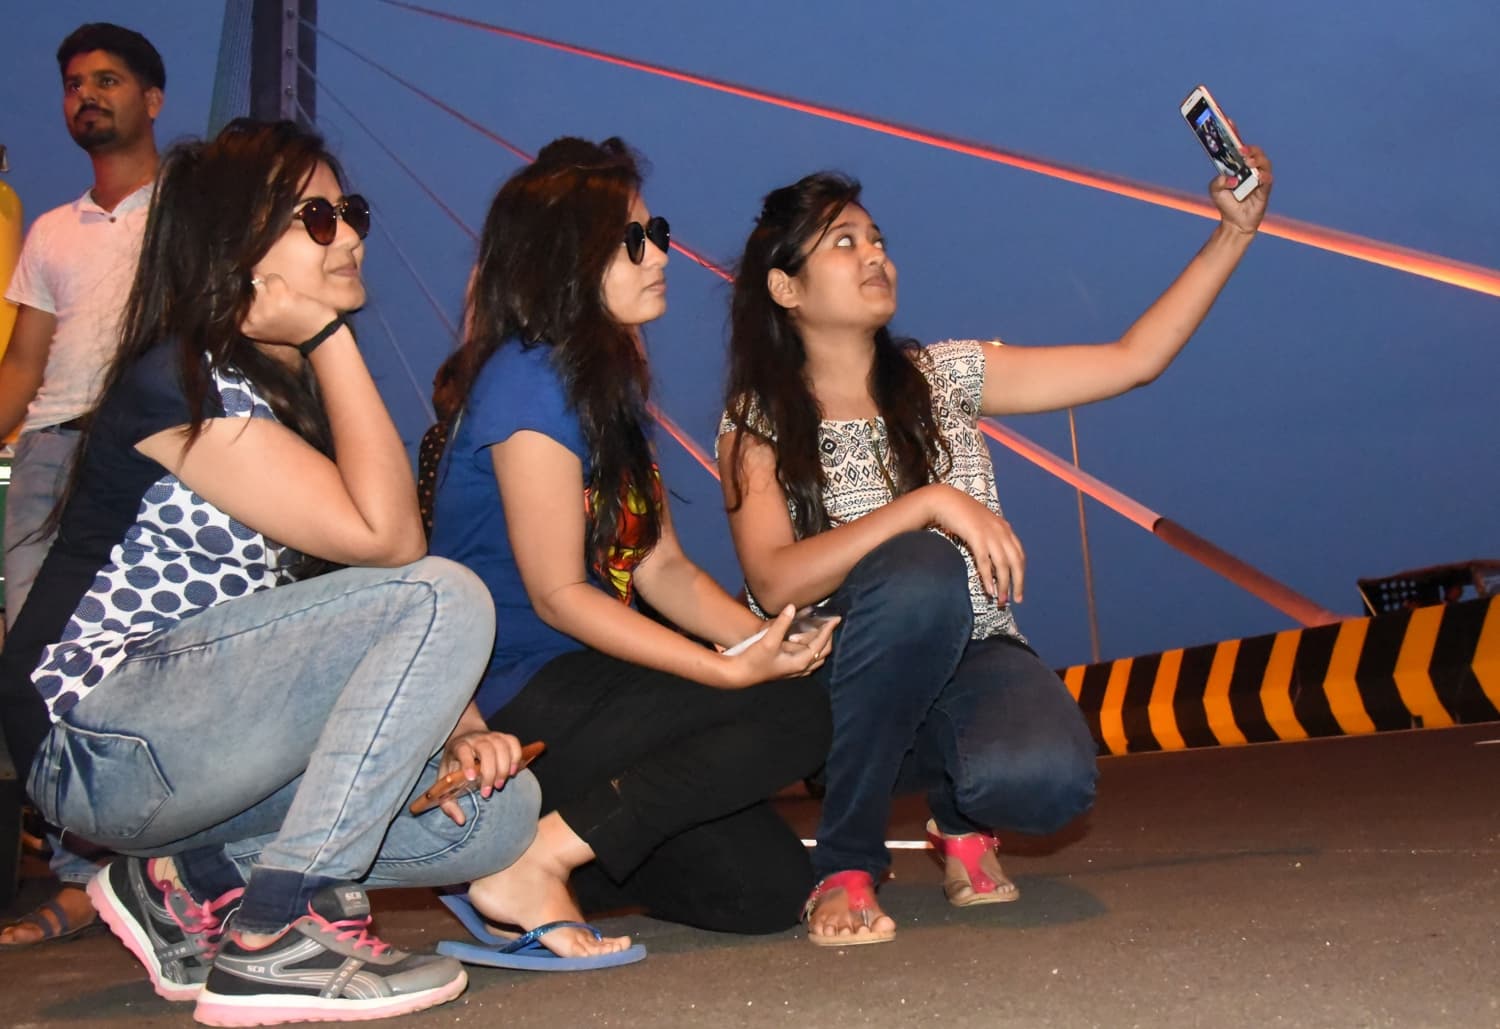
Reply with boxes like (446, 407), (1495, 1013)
(381, 0), (1500, 299)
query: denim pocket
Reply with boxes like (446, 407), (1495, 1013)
(36, 724), (172, 844)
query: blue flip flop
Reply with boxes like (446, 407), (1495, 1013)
(436, 893), (647, 971)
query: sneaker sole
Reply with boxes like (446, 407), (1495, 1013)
(192, 971), (467, 1027)
(87, 868), (202, 1003)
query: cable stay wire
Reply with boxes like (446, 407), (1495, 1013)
(294, 97), (436, 420)
(303, 24), (1339, 624)
(306, 18), (532, 162)
(975, 419), (1338, 626)
(307, 21), (728, 277)
(292, 95), (461, 346)
(364, 293), (437, 424)
(381, 0), (1500, 300)
(302, 60), (478, 242)
(371, 216), (461, 344)
(650, 406), (719, 481)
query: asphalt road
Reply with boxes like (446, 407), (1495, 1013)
(3, 723), (1496, 1028)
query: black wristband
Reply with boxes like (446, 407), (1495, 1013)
(298, 316), (347, 358)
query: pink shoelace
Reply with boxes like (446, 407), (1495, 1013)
(158, 880), (245, 946)
(307, 907), (393, 958)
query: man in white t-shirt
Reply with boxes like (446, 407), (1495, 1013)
(0, 22), (163, 951)
(1, 23), (163, 628)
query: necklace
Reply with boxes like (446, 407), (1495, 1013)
(865, 418), (898, 498)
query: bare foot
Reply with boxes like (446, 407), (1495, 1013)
(955, 847), (1018, 901)
(145, 856), (186, 892)
(0, 884), (97, 946)
(806, 876), (896, 944)
(467, 813), (631, 959)
(927, 820), (1019, 905)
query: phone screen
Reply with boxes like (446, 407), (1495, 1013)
(1187, 98), (1252, 184)
(790, 607), (837, 636)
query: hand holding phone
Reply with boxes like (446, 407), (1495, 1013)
(409, 740), (546, 816)
(1180, 85), (1259, 201)
(723, 605), (838, 656)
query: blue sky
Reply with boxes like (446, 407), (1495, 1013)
(4, 1), (1497, 668)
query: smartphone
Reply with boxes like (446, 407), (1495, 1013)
(409, 740), (546, 815)
(790, 606), (839, 637)
(1179, 85), (1259, 201)
(722, 606), (838, 657)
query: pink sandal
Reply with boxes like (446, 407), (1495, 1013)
(925, 819), (1020, 907)
(802, 870), (896, 947)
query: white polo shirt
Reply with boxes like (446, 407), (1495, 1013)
(4, 183), (152, 432)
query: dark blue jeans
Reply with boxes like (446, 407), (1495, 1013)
(813, 531), (1098, 879)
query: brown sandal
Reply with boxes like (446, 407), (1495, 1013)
(0, 886), (103, 949)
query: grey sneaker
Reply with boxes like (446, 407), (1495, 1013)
(193, 884), (466, 1027)
(87, 857), (244, 1001)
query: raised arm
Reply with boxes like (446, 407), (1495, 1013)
(980, 145), (1274, 417)
(494, 429), (830, 689)
(135, 274), (424, 566)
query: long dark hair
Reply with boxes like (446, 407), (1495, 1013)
(46, 119), (338, 554)
(723, 172), (950, 537)
(452, 136), (660, 581)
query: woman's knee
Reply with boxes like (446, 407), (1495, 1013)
(652, 825), (814, 935)
(835, 531), (972, 637)
(957, 733), (1098, 836)
(368, 770), (541, 890)
(402, 556), (496, 668)
(406, 554), (491, 614)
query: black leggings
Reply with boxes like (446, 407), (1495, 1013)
(487, 649), (832, 934)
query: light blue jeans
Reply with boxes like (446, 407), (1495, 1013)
(5, 425), (80, 629)
(27, 558), (538, 908)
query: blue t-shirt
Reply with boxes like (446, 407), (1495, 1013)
(430, 342), (635, 717)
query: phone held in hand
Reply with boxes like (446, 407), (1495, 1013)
(1180, 85), (1259, 201)
(722, 605), (838, 657)
(790, 605), (839, 637)
(408, 740), (546, 815)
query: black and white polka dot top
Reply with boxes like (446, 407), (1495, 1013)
(8, 341), (297, 727)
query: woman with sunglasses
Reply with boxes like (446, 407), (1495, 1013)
(0, 119), (553, 1025)
(718, 151), (1273, 945)
(426, 136), (836, 949)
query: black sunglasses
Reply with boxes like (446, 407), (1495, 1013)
(294, 195), (371, 246)
(623, 216), (670, 264)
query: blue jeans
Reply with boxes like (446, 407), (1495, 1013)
(46, 828), (104, 887)
(27, 558), (538, 923)
(4, 425), (81, 629)
(813, 531), (1098, 879)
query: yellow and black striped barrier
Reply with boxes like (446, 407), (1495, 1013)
(1058, 595), (1500, 755)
